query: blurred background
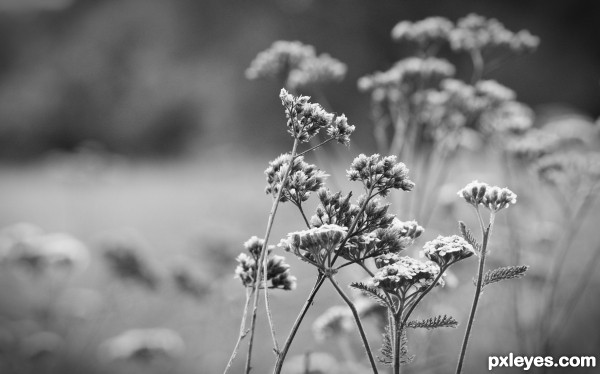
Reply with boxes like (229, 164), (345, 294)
(0, 0), (599, 373)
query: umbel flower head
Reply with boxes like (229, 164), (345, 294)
(280, 88), (335, 142)
(391, 17), (454, 49)
(457, 181), (517, 212)
(347, 154), (415, 196)
(370, 256), (441, 294)
(421, 235), (475, 267)
(278, 224), (347, 270)
(234, 236), (296, 291)
(265, 154), (327, 204)
(287, 53), (347, 90)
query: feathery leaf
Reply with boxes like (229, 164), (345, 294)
(459, 221), (481, 253)
(350, 282), (389, 307)
(407, 315), (458, 330)
(482, 265), (529, 288)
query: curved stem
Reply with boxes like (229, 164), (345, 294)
(297, 137), (335, 158)
(273, 274), (325, 374)
(224, 288), (254, 374)
(295, 202), (311, 229)
(245, 138), (300, 373)
(327, 276), (379, 374)
(393, 295), (407, 374)
(455, 223), (491, 374)
(470, 49), (484, 84)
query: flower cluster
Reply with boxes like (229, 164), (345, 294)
(504, 129), (563, 161)
(457, 180), (517, 212)
(246, 41), (346, 90)
(280, 88), (335, 142)
(347, 154), (415, 196)
(234, 236), (296, 290)
(450, 13), (540, 54)
(326, 114), (355, 146)
(310, 188), (359, 229)
(278, 224), (347, 270)
(370, 256), (441, 294)
(534, 150), (600, 193)
(264, 153), (327, 204)
(391, 17), (454, 48)
(99, 328), (185, 363)
(421, 235), (475, 267)
(358, 57), (455, 96)
(312, 305), (353, 342)
(481, 101), (534, 135)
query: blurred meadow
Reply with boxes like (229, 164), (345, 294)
(0, 1), (600, 374)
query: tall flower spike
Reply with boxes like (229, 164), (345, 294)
(347, 154), (415, 196)
(421, 235), (475, 267)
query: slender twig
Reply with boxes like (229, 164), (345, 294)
(295, 202), (311, 229)
(273, 274), (325, 374)
(455, 215), (492, 374)
(297, 137), (336, 157)
(328, 275), (379, 374)
(245, 138), (300, 373)
(224, 288), (254, 374)
(470, 49), (484, 84)
(393, 296), (407, 374)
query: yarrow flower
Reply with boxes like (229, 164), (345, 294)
(457, 181), (517, 212)
(246, 41), (347, 90)
(234, 236), (296, 290)
(391, 218), (424, 243)
(326, 114), (355, 146)
(347, 154), (415, 196)
(450, 13), (539, 55)
(312, 305), (353, 342)
(280, 89), (335, 142)
(278, 224), (347, 269)
(370, 256), (441, 294)
(264, 153), (327, 204)
(391, 17), (454, 48)
(421, 235), (475, 267)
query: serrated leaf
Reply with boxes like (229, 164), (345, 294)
(377, 324), (394, 366)
(407, 315), (458, 330)
(350, 282), (389, 307)
(398, 329), (415, 365)
(482, 265), (529, 288)
(459, 221), (481, 253)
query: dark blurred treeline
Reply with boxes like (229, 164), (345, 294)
(0, 0), (598, 159)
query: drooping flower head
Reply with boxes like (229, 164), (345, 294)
(421, 235), (475, 267)
(264, 154), (327, 204)
(278, 224), (347, 269)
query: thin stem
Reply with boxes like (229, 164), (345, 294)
(455, 223), (491, 374)
(327, 275), (379, 374)
(224, 288), (254, 374)
(538, 186), (598, 353)
(297, 137), (335, 157)
(393, 296), (407, 374)
(273, 274), (325, 374)
(245, 138), (300, 373)
(470, 49), (484, 84)
(401, 268), (448, 327)
(295, 202), (311, 229)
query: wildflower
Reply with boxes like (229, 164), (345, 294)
(371, 256), (441, 294)
(312, 305), (353, 341)
(234, 236), (296, 290)
(458, 181), (516, 212)
(326, 114), (355, 146)
(310, 188), (359, 229)
(245, 41), (315, 81)
(421, 235), (475, 267)
(287, 53), (347, 90)
(264, 154), (327, 204)
(504, 128), (563, 161)
(278, 224), (347, 269)
(99, 328), (185, 363)
(475, 80), (516, 105)
(391, 219), (424, 242)
(391, 17), (454, 48)
(483, 186), (517, 212)
(450, 13), (539, 55)
(534, 150), (600, 191)
(457, 180), (489, 207)
(280, 88), (335, 142)
(347, 154), (415, 196)
(481, 101), (534, 135)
